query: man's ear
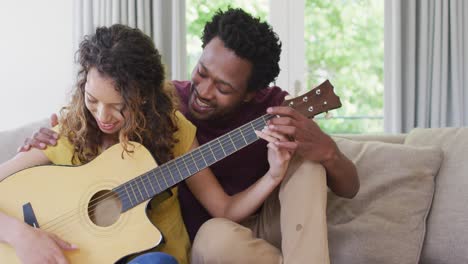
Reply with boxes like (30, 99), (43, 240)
(243, 91), (257, 103)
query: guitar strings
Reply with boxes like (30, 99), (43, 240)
(40, 114), (273, 236)
(43, 115), (266, 235)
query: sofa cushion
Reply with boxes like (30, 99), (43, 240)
(327, 137), (443, 264)
(0, 119), (49, 164)
(405, 127), (468, 264)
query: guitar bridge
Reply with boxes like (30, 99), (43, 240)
(23, 202), (40, 228)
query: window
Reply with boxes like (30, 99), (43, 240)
(304, 0), (384, 133)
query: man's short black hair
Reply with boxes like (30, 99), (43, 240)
(202, 8), (282, 91)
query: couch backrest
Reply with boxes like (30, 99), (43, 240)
(0, 119), (49, 163)
(334, 133), (407, 144)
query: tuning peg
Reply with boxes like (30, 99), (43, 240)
(324, 112), (333, 119)
(285, 95), (294, 107)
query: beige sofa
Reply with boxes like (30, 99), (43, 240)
(330, 128), (468, 264)
(0, 121), (467, 264)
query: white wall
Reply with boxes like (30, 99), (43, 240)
(0, 1), (73, 131)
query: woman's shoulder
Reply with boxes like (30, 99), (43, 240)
(173, 111), (195, 131)
(43, 125), (75, 165)
(172, 111), (196, 158)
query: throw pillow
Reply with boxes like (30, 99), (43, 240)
(405, 127), (468, 264)
(327, 137), (443, 264)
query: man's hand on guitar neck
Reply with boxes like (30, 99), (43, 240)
(265, 106), (337, 163)
(18, 114), (60, 153)
(265, 106), (360, 199)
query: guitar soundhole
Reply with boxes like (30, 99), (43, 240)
(88, 190), (122, 227)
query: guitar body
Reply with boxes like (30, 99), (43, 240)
(0, 143), (162, 263)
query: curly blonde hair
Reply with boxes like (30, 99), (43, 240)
(60, 24), (178, 165)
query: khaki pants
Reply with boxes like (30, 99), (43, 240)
(191, 155), (330, 264)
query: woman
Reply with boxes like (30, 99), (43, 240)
(0, 25), (291, 264)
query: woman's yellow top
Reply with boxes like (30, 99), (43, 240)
(43, 111), (196, 264)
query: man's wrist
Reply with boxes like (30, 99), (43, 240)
(265, 170), (283, 186)
(320, 146), (340, 169)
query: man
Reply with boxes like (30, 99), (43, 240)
(20, 8), (359, 264)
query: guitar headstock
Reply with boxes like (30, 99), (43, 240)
(281, 80), (342, 118)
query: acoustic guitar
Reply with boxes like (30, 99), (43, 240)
(0, 80), (341, 263)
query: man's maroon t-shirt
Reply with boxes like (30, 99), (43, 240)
(173, 80), (288, 241)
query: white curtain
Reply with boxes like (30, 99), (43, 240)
(73, 0), (186, 80)
(384, 0), (468, 133)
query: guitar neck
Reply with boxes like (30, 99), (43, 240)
(115, 79), (342, 212)
(115, 113), (274, 212)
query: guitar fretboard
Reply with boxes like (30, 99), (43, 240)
(115, 114), (274, 212)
